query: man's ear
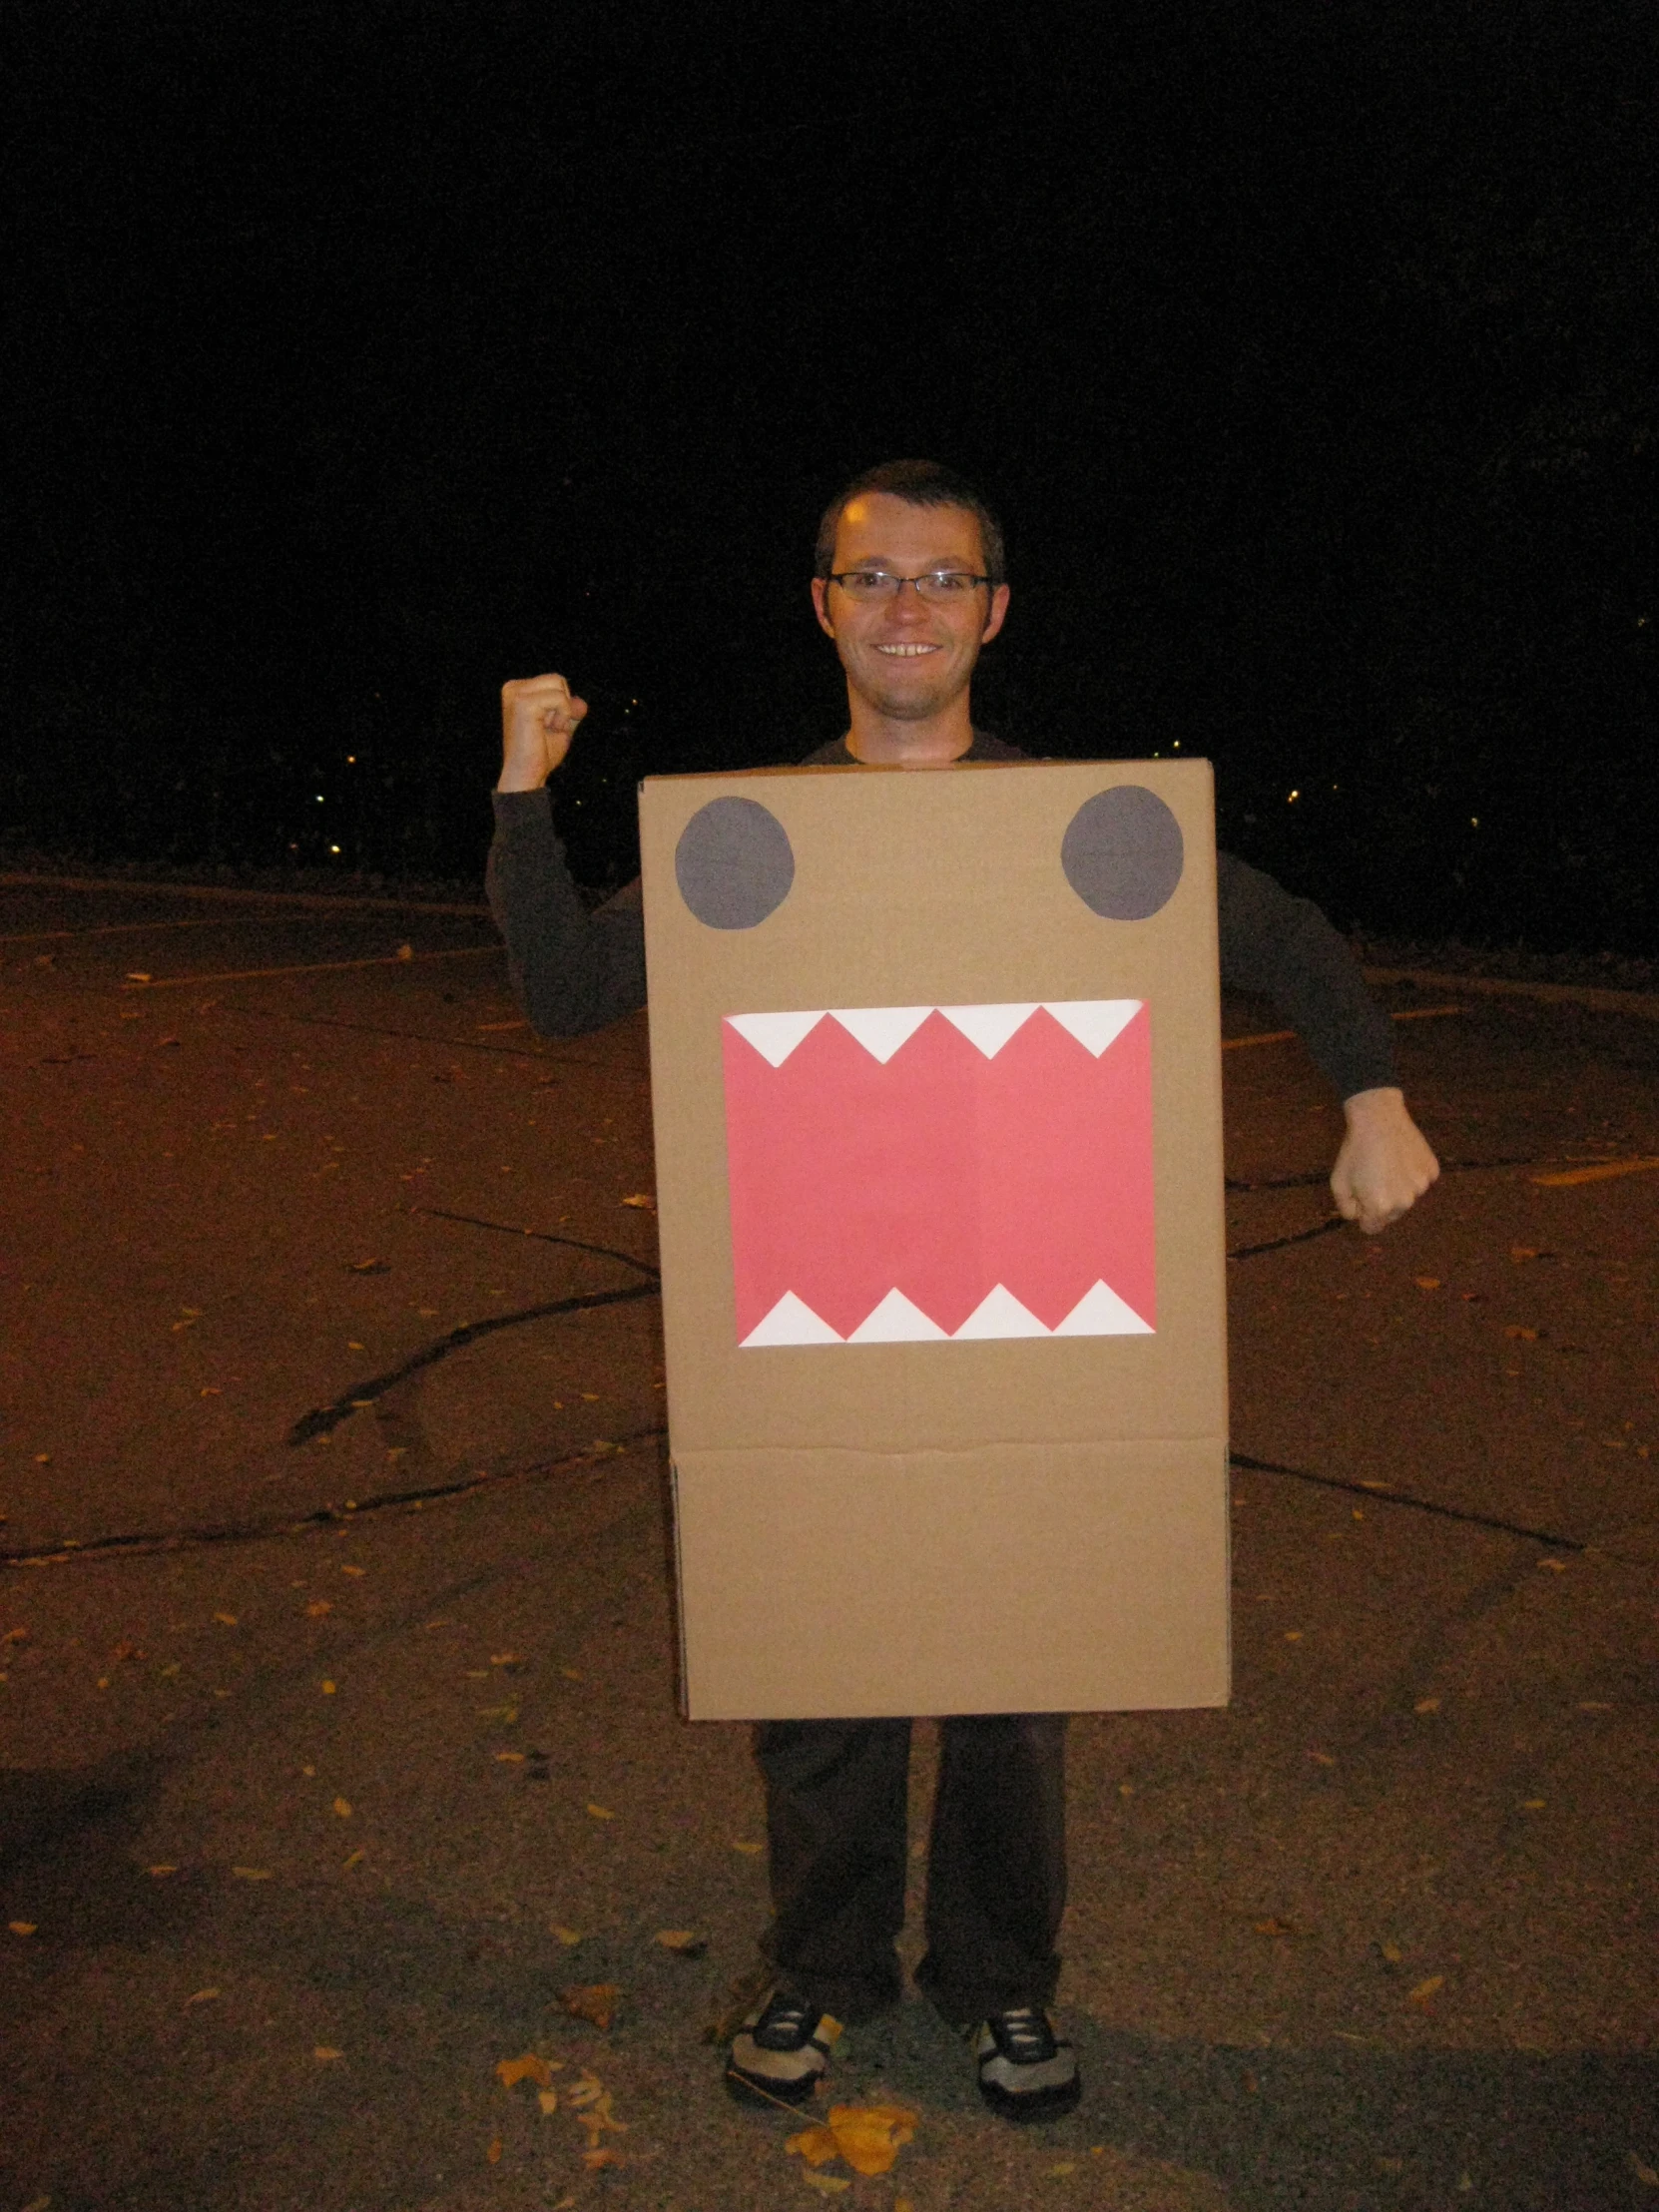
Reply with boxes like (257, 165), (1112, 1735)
(980, 582), (1011, 644)
(810, 576), (835, 639)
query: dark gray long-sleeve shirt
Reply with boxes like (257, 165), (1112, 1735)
(487, 736), (1397, 1102)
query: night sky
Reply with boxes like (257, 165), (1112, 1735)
(9, 1), (1656, 946)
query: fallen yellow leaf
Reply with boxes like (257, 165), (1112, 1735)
(567, 2070), (605, 2108)
(559, 1982), (622, 2031)
(788, 2124), (841, 2168)
(495, 2052), (553, 2090)
(788, 2105), (918, 2179)
(1414, 1698), (1441, 1713)
(321, 1679), (337, 1694)
(1532, 1156), (1659, 1187)
(552, 1925), (582, 1945)
(10, 1918), (41, 1935)
(586, 1802), (617, 1820)
(495, 1750), (526, 1764)
(186, 1987), (220, 2005)
(147, 1865), (178, 1877)
(1049, 2162), (1078, 2176)
(731, 1839), (764, 1855)
(332, 1797), (352, 1818)
(1413, 1277), (1441, 1291)
(583, 2148), (625, 2171)
(1380, 1941), (1403, 1962)
(340, 1564), (365, 1577)
(576, 2088), (628, 2146)
(231, 1867), (273, 1882)
(306, 1600), (333, 1618)
(1407, 1975), (1444, 2004)
(490, 1653), (521, 1666)
(1626, 2150), (1659, 2186)
(342, 1850), (364, 1870)
(538, 2087), (559, 2116)
(214, 1612), (238, 1626)
(799, 2174), (851, 2198)
(654, 1930), (708, 1955)
(487, 2136), (503, 2164)
(1504, 1326), (1539, 1341)
(314, 2046), (344, 2061)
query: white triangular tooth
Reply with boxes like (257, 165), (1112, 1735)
(937, 1003), (1039, 1057)
(952, 1284), (1051, 1338)
(1053, 1279), (1154, 1335)
(829, 1006), (934, 1062)
(740, 1291), (844, 1347)
(1041, 1000), (1143, 1056)
(845, 1288), (949, 1342)
(726, 1010), (826, 1067)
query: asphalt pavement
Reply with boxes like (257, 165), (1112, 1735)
(1, 874), (1655, 2212)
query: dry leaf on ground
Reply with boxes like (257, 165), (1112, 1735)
(496, 2052), (554, 2090)
(788, 2106), (918, 2179)
(486, 2137), (502, 2164)
(552, 1924), (582, 1945)
(583, 2148), (625, 2171)
(576, 2089), (628, 2147)
(185, 1987), (220, 2005)
(586, 1802), (618, 1821)
(799, 2174), (851, 2198)
(1408, 1975), (1445, 2004)
(567, 2070), (605, 2108)
(231, 1867), (273, 1882)
(559, 1983), (622, 2030)
(9, 1922), (38, 1936)
(314, 2046), (344, 2061)
(538, 2088), (559, 2116)
(332, 1798), (352, 1818)
(654, 1930), (708, 1955)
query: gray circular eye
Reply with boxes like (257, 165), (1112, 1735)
(1061, 786), (1185, 919)
(675, 797), (795, 929)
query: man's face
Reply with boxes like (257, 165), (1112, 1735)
(810, 492), (1010, 724)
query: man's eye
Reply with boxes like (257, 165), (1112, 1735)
(925, 571), (974, 595)
(843, 571), (891, 596)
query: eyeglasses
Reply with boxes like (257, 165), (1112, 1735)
(827, 568), (991, 602)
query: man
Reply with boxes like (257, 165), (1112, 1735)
(488, 460), (1439, 2121)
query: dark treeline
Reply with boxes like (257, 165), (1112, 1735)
(7, 2), (1654, 943)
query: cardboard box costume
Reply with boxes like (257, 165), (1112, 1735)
(641, 760), (1230, 1722)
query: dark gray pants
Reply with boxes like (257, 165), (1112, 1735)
(754, 1713), (1068, 2025)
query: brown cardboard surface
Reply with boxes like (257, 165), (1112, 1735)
(641, 760), (1229, 1719)
(672, 1441), (1232, 1720)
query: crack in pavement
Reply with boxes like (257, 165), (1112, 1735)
(0, 1427), (669, 1566)
(285, 1282), (662, 1444)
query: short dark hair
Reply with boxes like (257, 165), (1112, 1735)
(814, 459), (1007, 586)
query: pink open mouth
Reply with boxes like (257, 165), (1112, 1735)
(722, 1002), (1156, 1346)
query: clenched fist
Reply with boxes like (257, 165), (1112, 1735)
(498, 673), (589, 792)
(1330, 1086), (1440, 1234)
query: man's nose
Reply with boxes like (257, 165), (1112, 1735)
(887, 578), (930, 619)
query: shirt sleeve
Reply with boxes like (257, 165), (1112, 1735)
(1215, 851), (1397, 1101)
(485, 789), (647, 1036)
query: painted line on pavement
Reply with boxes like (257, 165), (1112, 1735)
(120, 944), (504, 989)
(0, 870), (491, 917)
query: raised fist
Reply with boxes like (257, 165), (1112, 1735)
(498, 673), (589, 791)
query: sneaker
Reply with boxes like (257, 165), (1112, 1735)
(971, 2006), (1080, 2121)
(726, 1987), (843, 2107)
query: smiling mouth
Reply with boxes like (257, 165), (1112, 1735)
(873, 643), (940, 657)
